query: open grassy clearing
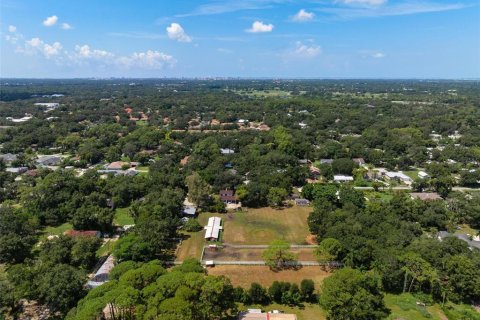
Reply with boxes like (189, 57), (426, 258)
(207, 265), (330, 289)
(364, 190), (395, 202)
(96, 238), (118, 258)
(223, 206), (313, 245)
(39, 222), (72, 241)
(113, 207), (134, 226)
(203, 247), (316, 262)
(404, 170), (420, 180)
(454, 224), (478, 237)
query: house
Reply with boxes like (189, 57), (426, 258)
(220, 148), (235, 155)
(182, 205), (197, 216)
(298, 122), (308, 129)
(309, 166), (321, 179)
(410, 192), (442, 201)
(36, 155), (62, 167)
(87, 255), (115, 288)
(353, 158), (366, 166)
(64, 230), (101, 237)
(334, 175), (354, 182)
(384, 171), (413, 184)
(6, 167), (28, 174)
(204, 217), (223, 241)
(0, 153), (18, 164)
(105, 161), (138, 170)
(295, 198), (310, 206)
(220, 189), (238, 204)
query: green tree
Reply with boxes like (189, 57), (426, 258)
(315, 238), (344, 267)
(36, 264), (86, 313)
(319, 268), (389, 320)
(262, 240), (297, 270)
(400, 252), (438, 293)
(248, 282), (269, 305)
(300, 279), (315, 302)
(267, 187), (288, 207)
(186, 172), (211, 208)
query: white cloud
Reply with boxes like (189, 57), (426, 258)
(292, 9), (315, 22)
(61, 23), (72, 30)
(26, 37), (42, 48)
(43, 42), (62, 57)
(74, 44), (114, 59)
(371, 52), (385, 58)
(246, 21), (274, 33)
(24, 37), (63, 58)
(166, 23), (192, 42)
(117, 50), (176, 69)
(43, 15), (58, 27)
(8, 25), (16, 33)
(335, 0), (386, 5)
(294, 41), (321, 58)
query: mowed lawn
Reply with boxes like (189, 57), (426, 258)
(223, 206), (313, 245)
(114, 207), (134, 226)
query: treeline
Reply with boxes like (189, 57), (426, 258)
(306, 183), (480, 306)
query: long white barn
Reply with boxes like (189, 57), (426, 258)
(204, 217), (222, 241)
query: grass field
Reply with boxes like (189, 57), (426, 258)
(364, 190), (395, 202)
(454, 224), (478, 237)
(223, 206), (313, 245)
(203, 247), (316, 262)
(96, 239), (119, 258)
(39, 222), (72, 241)
(207, 265), (330, 289)
(114, 207), (134, 226)
(404, 170), (420, 180)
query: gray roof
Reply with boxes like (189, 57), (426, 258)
(36, 155), (62, 166)
(438, 231), (480, 250)
(182, 206), (197, 216)
(0, 153), (18, 162)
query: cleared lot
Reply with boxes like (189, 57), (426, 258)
(223, 206), (313, 245)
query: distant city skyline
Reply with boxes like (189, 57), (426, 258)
(1, 0), (479, 78)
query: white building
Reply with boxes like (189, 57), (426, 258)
(385, 171), (413, 184)
(204, 217), (223, 241)
(334, 175), (354, 182)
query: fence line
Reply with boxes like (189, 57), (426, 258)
(214, 244), (318, 249)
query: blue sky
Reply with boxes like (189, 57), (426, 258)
(1, 0), (479, 78)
